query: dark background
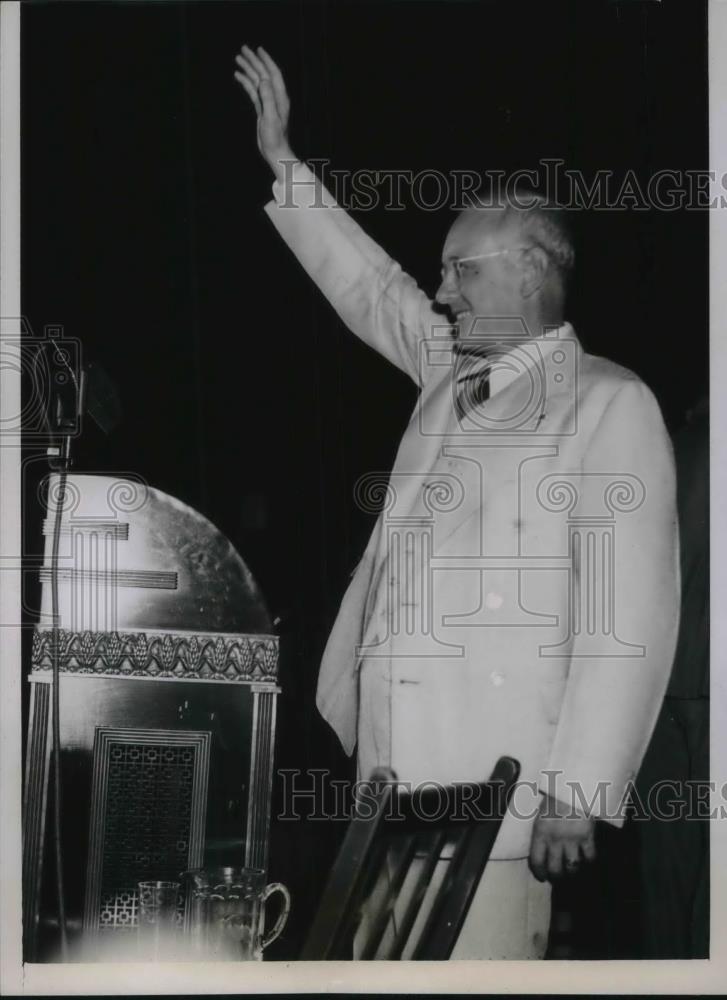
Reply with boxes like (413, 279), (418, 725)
(22, 0), (708, 959)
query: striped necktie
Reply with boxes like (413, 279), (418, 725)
(454, 343), (492, 421)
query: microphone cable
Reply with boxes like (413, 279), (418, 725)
(49, 466), (69, 959)
(48, 339), (79, 959)
(33, 341), (78, 959)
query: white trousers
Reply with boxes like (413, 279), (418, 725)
(448, 857), (551, 959)
(355, 659), (551, 959)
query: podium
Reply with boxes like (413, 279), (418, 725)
(22, 475), (280, 960)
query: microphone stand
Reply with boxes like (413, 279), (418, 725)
(44, 352), (85, 960)
(30, 339), (119, 959)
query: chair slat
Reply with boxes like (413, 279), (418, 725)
(359, 832), (417, 959)
(387, 828), (448, 960)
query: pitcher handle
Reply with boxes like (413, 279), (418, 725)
(261, 882), (291, 951)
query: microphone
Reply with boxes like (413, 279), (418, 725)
(47, 347), (122, 436)
(40, 339), (122, 470)
(45, 337), (82, 437)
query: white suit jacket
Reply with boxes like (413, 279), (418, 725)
(265, 163), (680, 858)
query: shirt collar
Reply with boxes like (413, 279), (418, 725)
(453, 322), (575, 399)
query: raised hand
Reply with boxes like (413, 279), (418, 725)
(234, 45), (294, 181)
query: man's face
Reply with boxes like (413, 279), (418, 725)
(436, 208), (527, 341)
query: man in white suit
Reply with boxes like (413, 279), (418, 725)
(235, 46), (680, 959)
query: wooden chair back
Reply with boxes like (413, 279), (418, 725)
(301, 755), (520, 960)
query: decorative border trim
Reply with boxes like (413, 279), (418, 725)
(31, 627), (279, 683)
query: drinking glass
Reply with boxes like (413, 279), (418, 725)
(137, 880), (181, 960)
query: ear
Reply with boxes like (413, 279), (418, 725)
(519, 246), (549, 299)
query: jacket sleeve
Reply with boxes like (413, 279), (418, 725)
(539, 379), (681, 825)
(263, 161), (444, 386)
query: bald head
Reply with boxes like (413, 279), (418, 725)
(451, 203), (518, 249)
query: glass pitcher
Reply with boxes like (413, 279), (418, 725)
(181, 867), (290, 961)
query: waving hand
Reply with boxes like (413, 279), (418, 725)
(234, 45), (295, 182)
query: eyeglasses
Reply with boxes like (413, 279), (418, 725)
(441, 246), (535, 282)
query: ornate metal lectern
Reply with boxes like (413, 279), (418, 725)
(23, 474), (280, 960)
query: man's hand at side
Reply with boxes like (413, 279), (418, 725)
(528, 793), (596, 882)
(234, 45), (295, 182)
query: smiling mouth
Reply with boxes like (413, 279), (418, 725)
(455, 309), (473, 332)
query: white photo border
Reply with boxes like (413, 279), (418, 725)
(1, 0), (725, 993)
